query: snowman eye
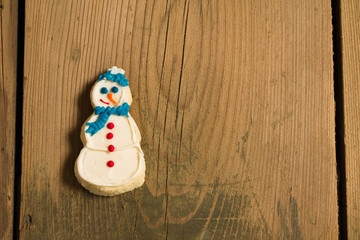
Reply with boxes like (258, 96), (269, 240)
(100, 87), (108, 94)
(111, 86), (119, 93)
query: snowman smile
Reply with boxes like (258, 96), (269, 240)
(100, 99), (110, 105)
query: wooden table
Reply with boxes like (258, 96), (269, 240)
(1, 0), (359, 239)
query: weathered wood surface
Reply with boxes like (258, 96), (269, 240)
(340, 0), (360, 238)
(0, 0), (18, 239)
(20, 0), (338, 239)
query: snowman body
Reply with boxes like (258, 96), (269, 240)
(75, 67), (145, 195)
(84, 114), (140, 150)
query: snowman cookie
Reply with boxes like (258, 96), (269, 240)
(75, 67), (145, 196)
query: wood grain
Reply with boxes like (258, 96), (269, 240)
(20, 0), (338, 239)
(340, 0), (360, 238)
(0, 0), (18, 239)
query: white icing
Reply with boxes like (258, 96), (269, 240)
(85, 114), (140, 150)
(91, 80), (125, 108)
(77, 147), (144, 186)
(75, 67), (145, 188)
(109, 66), (125, 75)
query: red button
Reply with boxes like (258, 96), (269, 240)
(108, 145), (115, 152)
(107, 122), (114, 129)
(106, 133), (113, 139)
(107, 160), (114, 167)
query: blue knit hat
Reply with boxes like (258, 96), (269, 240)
(98, 68), (129, 87)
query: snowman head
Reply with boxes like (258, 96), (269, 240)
(90, 67), (133, 108)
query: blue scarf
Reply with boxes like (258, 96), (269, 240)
(86, 103), (130, 136)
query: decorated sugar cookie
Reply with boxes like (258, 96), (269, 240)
(74, 67), (145, 196)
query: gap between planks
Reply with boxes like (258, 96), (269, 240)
(13, 0), (25, 239)
(332, 0), (348, 239)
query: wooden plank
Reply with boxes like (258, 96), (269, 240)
(340, 0), (360, 238)
(0, 0), (18, 239)
(20, 0), (338, 239)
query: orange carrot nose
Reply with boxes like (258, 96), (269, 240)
(107, 93), (117, 105)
